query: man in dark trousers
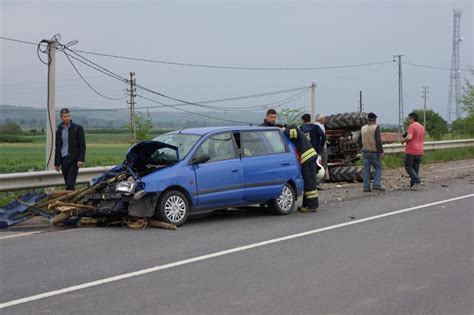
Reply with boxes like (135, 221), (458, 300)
(284, 125), (320, 212)
(54, 108), (86, 191)
(300, 113), (326, 189)
(357, 112), (384, 192)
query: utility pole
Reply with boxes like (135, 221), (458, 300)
(127, 72), (137, 146)
(422, 86), (429, 129)
(311, 81), (317, 121)
(45, 36), (58, 170)
(394, 55), (405, 135)
(447, 9), (462, 124)
(359, 91), (363, 113)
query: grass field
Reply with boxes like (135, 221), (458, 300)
(0, 143), (129, 173)
(353, 146), (474, 168)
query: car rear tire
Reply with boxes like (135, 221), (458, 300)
(267, 183), (296, 215)
(154, 190), (190, 227)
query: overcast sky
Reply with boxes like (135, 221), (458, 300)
(1, 0), (472, 124)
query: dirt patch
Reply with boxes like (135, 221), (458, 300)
(319, 159), (474, 204)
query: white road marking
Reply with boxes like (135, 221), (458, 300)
(1, 193), (473, 310)
(0, 231), (42, 240)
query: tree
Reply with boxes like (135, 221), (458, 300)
(134, 111), (154, 141)
(451, 68), (474, 136)
(461, 69), (473, 114)
(451, 115), (474, 136)
(410, 109), (447, 139)
(0, 121), (23, 135)
(278, 107), (305, 125)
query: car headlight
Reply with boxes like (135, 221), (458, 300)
(115, 180), (136, 194)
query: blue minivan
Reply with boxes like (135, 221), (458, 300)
(92, 126), (303, 226)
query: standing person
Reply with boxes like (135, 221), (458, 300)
(284, 125), (320, 212)
(260, 108), (278, 127)
(357, 112), (385, 192)
(401, 112), (425, 190)
(315, 114), (328, 180)
(300, 113), (326, 189)
(54, 108), (86, 191)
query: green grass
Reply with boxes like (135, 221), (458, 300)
(381, 146), (474, 168)
(22, 130), (169, 144)
(0, 143), (129, 173)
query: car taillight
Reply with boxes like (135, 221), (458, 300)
(295, 148), (301, 163)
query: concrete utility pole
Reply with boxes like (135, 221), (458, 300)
(45, 37), (58, 170)
(311, 81), (317, 121)
(394, 55), (405, 135)
(422, 86), (429, 129)
(359, 91), (363, 113)
(128, 72), (137, 146)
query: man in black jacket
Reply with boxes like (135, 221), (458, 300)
(54, 108), (86, 190)
(260, 108), (279, 127)
(284, 125), (320, 212)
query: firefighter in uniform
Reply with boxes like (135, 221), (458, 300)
(285, 125), (320, 212)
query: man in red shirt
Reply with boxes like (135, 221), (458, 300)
(401, 112), (425, 190)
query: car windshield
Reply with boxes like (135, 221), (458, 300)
(154, 133), (201, 160)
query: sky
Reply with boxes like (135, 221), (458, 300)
(0, 0), (472, 124)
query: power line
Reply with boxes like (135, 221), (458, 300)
(0, 36), (38, 46)
(3, 36), (471, 73)
(137, 95), (254, 124)
(64, 46), (314, 111)
(70, 48), (394, 71)
(403, 61), (471, 72)
(58, 46), (127, 100)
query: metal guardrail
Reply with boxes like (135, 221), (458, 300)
(1, 139), (473, 192)
(0, 166), (113, 192)
(383, 139), (474, 153)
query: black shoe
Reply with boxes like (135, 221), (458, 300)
(364, 189), (372, 192)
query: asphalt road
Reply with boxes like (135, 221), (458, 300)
(1, 176), (473, 314)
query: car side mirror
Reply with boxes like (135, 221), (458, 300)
(191, 154), (211, 165)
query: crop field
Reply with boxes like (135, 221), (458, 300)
(0, 143), (129, 173)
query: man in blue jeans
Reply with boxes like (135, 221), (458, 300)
(357, 112), (385, 192)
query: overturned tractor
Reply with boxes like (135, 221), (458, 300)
(324, 112), (369, 182)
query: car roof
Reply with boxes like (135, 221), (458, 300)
(168, 126), (281, 136)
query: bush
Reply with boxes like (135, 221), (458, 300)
(0, 122), (23, 135)
(0, 135), (34, 143)
(451, 115), (474, 137)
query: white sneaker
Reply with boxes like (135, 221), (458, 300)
(410, 182), (423, 190)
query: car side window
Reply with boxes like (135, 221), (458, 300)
(242, 131), (286, 157)
(195, 132), (237, 163)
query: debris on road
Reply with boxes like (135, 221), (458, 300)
(0, 171), (177, 231)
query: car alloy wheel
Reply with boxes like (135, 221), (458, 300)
(268, 183), (296, 215)
(277, 185), (294, 212)
(155, 190), (190, 226)
(164, 195), (186, 223)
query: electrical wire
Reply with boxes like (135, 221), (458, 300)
(0, 36), (38, 45)
(58, 45), (127, 100)
(64, 47), (314, 111)
(403, 61), (471, 72)
(137, 95), (254, 124)
(3, 36), (470, 73)
(70, 47), (393, 71)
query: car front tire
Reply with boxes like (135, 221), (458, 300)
(154, 190), (190, 226)
(267, 183), (296, 215)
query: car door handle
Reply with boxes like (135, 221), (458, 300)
(281, 162), (290, 166)
(231, 169), (239, 173)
